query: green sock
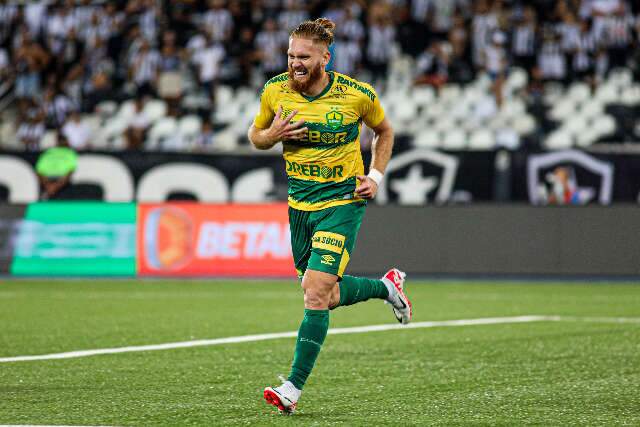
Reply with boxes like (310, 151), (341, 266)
(336, 275), (389, 307)
(288, 309), (329, 390)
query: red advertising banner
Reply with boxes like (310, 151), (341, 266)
(137, 203), (296, 277)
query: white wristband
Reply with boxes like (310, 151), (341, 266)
(367, 169), (384, 186)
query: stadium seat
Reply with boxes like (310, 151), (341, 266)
(40, 130), (57, 149)
(438, 84), (462, 104)
(413, 129), (441, 148)
(575, 126), (599, 147)
(143, 99), (168, 123)
(178, 115), (203, 148)
(495, 128), (521, 150)
(146, 117), (177, 150)
(96, 115), (129, 149)
(214, 100), (241, 124)
(501, 99), (526, 119)
(95, 100), (117, 118)
(579, 100), (604, 119)
(511, 114), (536, 135)
(0, 121), (18, 148)
(215, 85), (234, 108)
(567, 82), (591, 103)
(565, 115), (588, 135)
(592, 115), (616, 137)
(505, 67), (528, 91)
(608, 68), (633, 87)
(468, 129), (496, 150)
(433, 115), (457, 132)
(394, 98), (418, 122)
(214, 127), (239, 151)
(411, 85), (435, 107)
(441, 129), (467, 150)
(543, 82), (565, 105)
(620, 84), (640, 106)
(116, 100), (136, 121)
(549, 99), (576, 121)
(80, 115), (103, 149)
(544, 129), (573, 149)
(594, 84), (619, 104)
(422, 102), (446, 121)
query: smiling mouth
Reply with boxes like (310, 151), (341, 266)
(294, 69), (308, 78)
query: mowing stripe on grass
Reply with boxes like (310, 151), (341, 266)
(1, 315), (638, 363)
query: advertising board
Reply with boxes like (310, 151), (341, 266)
(138, 203), (295, 277)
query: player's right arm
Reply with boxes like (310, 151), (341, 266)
(248, 105), (307, 150)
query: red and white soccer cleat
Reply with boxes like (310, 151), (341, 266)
(264, 380), (301, 415)
(381, 268), (412, 324)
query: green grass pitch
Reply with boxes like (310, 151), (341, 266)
(0, 279), (639, 426)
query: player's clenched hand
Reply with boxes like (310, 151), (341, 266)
(266, 105), (307, 143)
(355, 175), (378, 199)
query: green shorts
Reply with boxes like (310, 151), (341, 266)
(289, 202), (366, 279)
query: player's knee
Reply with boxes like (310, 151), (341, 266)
(303, 289), (329, 309)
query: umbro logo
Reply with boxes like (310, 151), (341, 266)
(321, 254), (336, 266)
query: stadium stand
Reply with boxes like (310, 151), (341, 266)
(0, 0), (639, 152)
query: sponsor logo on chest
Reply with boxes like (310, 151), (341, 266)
(286, 161), (344, 179)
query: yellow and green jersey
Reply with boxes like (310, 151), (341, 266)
(253, 71), (385, 211)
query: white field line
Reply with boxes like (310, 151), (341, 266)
(1, 315), (638, 364)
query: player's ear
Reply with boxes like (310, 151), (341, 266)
(323, 50), (331, 67)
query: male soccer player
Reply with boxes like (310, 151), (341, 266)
(247, 18), (412, 414)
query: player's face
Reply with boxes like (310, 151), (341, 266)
(287, 37), (329, 93)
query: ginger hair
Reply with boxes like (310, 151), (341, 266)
(290, 18), (336, 47)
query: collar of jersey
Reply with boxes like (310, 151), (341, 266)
(300, 71), (334, 102)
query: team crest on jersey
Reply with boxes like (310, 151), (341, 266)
(326, 108), (344, 129)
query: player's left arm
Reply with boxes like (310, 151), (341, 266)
(355, 117), (393, 199)
(355, 81), (394, 200)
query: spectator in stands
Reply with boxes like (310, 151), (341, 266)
(332, 36), (362, 77)
(42, 86), (75, 129)
(255, 18), (288, 80)
(484, 31), (508, 106)
(195, 121), (214, 150)
(511, 7), (538, 76)
(202, 0), (234, 43)
(279, 0), (309, 33)
(414, 41), (450, 88)
(16, 100), (45, 151)
(192, 33), (225, 101)
(61, 111), (90, 150)
(35, 133), (77, 201)
(538, 28), (567, 83)
(605, 3), (635, 69)
(125, 97), (150, 150)
(0, 1), (19, 46)
(129, 38), (160, 96)
(226, 27), (258, 88)
(366, 8), (396, 86)
(471, 0), (499, 69)
(571, 19), (597, 86)
(13, 31), (49, 101)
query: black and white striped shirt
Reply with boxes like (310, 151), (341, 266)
(573, 31), (596, 71)
(366, 24), (396, 64)
(538, 40), (566, 79)
(512, 24), (536, 56)
(202, 9), (233, 42)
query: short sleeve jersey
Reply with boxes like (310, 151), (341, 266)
(254, 71), (385, 211)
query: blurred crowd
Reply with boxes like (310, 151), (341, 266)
(1, 0), (640, 151)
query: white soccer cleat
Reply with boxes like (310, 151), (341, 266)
(263, 380), (301, 415)
(382, 268), (412, 324)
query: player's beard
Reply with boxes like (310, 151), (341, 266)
(288, 62), (323, 94)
